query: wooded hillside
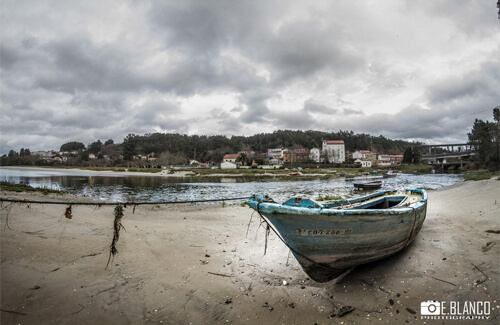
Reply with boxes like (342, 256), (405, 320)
(123, 130), (413, 163)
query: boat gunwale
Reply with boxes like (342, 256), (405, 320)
(249, 189), (427, 216)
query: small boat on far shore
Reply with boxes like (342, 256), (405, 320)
(353, 180), (383, 190)
(383, 171), (397, 178)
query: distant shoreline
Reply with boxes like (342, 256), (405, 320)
(0, 166), (165, 177)
(1, 164), (464, 179)
(0, 166), (339, 178)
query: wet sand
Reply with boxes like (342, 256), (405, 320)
(1, 178), (499, 324)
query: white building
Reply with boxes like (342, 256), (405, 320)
(267, 148), (285, 159)
(221, 161), (238, 169)
(309, 148), (321, 163)
(322, 140), (345, 163)
(353, 150), (375, 160)
(355, 159), (372, 168)
(378, 154), (390, 162)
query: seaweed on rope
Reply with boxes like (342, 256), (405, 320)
(106, 204), (125, 270)
(63, 205), (73, 219)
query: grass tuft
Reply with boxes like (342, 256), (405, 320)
(316, 194), (343, 201)
(464, 170), (500, 181)
(0, 181), (61, 195)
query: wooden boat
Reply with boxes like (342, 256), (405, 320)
(247, 189), (427, 282)
(353, 180), (382, 190)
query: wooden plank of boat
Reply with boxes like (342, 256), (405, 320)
(247, 190), (427, 282)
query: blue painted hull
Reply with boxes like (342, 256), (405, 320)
(248, 190), (427, 282)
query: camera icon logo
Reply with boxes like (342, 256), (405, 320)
(421, 301), (441, 315)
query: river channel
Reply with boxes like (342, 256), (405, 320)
(0, 168), (463, 204)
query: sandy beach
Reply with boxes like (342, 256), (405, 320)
(1, 179), (499, 324)
(0, 166), (192, 177)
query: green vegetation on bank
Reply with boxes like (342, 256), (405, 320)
(397, 164), (434, 174)
(124, 168), (162, 173)
(0, 181), (62, 195)
(464, 170), (500, 181)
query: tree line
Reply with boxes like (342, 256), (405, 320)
(1, 129), (412, 167)
(2, 107), (498, 171)
(119, 129), (411, 165)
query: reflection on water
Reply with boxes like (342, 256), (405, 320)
(0, 168), (464, 204)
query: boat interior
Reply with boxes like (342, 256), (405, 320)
(282, 191), (423, 210)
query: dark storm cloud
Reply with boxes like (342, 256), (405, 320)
(0, 44), (19, 70)
(147, 1), (270, 96)
(149, 1), (257, 54)
(148, 1), (364, 97)
(416, 1), (498, 36)
(1, 34), (141, 94)
(152, 55), (266, 96)
(426, 61), (500, 106)
(331, 104), (496, 142)
(343, 108), (364, 116)
(238, 88), (275, 123)
(303, 99), (337, 114)
(5, 32), (265, 97)
(272, 99), (336, 129)
(131, 97), (181, 127)
(36, 36), (144, 93)
(239, 104), (272, 124)
(273, 111), (317, 129)
(261, 21), (365, 84)
(211, 108), (243, 133)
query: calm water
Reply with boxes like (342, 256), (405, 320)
(0, 168), (463, 204)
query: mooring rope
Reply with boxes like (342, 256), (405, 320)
(0, 195), (252, 271)
(0, 196), (252, 205)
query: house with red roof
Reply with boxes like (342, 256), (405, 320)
(223, 154), (239, 163)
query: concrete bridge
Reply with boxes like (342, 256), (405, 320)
(416, 143), (476, 168)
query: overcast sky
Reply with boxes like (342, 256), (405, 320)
(1, 1), (499, 154)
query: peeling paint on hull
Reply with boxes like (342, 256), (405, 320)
(248, 190), (427, 282)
